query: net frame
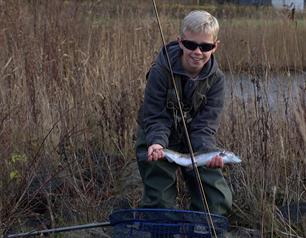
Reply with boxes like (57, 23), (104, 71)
(110, 208), (228, 238)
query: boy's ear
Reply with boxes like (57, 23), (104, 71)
(213, 40), (220, 53)
(177, 36), (183, 49)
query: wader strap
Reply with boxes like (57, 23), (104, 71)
(166, 72), (218, 128)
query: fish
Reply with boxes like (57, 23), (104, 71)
(163, 149), (241, 167)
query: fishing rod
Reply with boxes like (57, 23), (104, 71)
(8, 2), (218, 237)
(6, 222), (111, 238)
(151, 0), (218, 237)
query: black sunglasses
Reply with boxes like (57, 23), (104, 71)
(181, 40), (215, 52)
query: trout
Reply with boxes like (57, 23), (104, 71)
(164, 149), (241, 167)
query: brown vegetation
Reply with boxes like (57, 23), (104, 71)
(0, 0), (305, 237)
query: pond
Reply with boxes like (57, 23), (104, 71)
(225, 72), (306, 112)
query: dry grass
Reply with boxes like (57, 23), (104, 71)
(0, 1), (305, 237)
(219, 73), (306, 236)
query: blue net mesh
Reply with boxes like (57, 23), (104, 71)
(109, 208), (228, 238)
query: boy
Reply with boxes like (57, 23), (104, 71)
(136, 10), (232, 215)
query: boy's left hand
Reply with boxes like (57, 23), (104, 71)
(206, 155), (224, 168)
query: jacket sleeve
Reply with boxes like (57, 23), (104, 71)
(189, 71), (225, 152)
(142, 66), (173, 148)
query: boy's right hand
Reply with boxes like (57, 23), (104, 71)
(148, 144), (164, 161)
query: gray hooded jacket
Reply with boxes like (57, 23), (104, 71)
(140, 41), (225, 152)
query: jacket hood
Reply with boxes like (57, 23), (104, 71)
(155, 41), (218, 80)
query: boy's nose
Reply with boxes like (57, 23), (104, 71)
(193, 46), (203, 54)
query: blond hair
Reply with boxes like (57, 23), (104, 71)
(181, 10), (219, 41)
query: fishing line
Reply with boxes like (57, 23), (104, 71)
(151, 0), (218, 237)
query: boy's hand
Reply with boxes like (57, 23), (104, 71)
(206, 155), (224, 168)
(148, 144), (164, 161)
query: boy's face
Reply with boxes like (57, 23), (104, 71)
(178, 31), (218, 76)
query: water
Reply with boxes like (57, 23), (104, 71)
(225, 72), (306, 111)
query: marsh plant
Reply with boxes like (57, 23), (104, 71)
(0, 1), (305, 237)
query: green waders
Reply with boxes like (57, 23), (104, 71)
(135, 128), (232, 216)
